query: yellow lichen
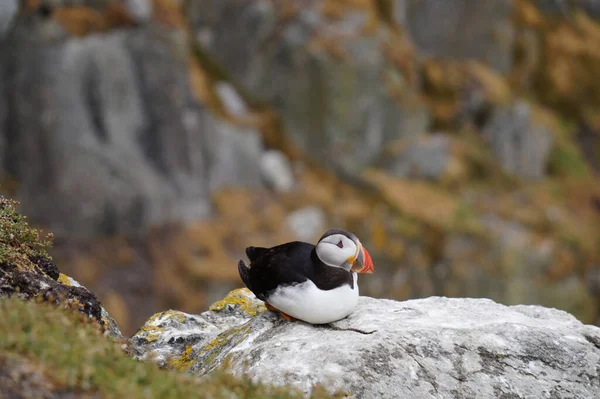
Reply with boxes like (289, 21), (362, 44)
(166, 345), (195, 372)
(136, 311), (189, 343)
(200, 325), (253, 369)
(209, 289), (266, 316)
(203, 335), (229, 352)
(57, 273), (71, 286)
(136, 325), (165, 343)
(140, 325), (164, 333)
(145, 333), (160, 343)
(145, 310), (185, 325)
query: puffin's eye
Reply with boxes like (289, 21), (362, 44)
(337, 240), (344, 248)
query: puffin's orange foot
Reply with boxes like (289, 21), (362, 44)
(265, 303), (296, 321)
(279, 312), (297, 322)
(265, 303), (278, 312)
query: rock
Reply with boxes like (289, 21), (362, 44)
(0, 261), (122, 338)
(0, 0), (17, 38)
(286, 206), (326, 242)
(535, 0), (600, 20)
(124, 0), (153, 24)
(260, 149), (295, 193)
(0, 195), (121, 338)
(0, 25), (207, 237)
(204, 115), (264, 192)
(0, 20), (266, 237)
(190, 1), (429, 175)
(214, 82), (249, 118)
(382, 134), (452, 181)
(483, 101), (554, 180)
(132, 288), (600, 398)
(400, 0), (515, 73)
(437, 213), (597, 324)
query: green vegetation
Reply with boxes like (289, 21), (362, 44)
(0, 196), (53, 268)
(0, 195), (333, 397)
(548, 140), (590, 178)
(0, 297), (320, 399)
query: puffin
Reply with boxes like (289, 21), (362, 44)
(238, 228), (374, 324)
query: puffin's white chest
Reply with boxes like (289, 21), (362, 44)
(266, 273), (359, 324)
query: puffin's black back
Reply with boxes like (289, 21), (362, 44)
(238, 241), (354, 301)
(246, 246), (268, 262)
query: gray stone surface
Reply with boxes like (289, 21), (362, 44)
(260, 149), (295, 193)
(132, 288), (600, 398)
(0, 22), (264, 237)
(215, 82), (249, 117)
(204, 115), (264, 192)
(286, 206), (326, 242)
(484, 101), (554, 180)
(383, 134), (451, 180)
(191, 1), (429, 175)
(124, 0), (153, 24)
(536, 0), (600, 20)
(400, 0), (515, 73)
(0, 0), (17, 39)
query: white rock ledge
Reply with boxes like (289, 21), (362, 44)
(131, 289), (600, 398)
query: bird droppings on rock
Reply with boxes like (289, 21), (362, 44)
(132, 288), (600, 398)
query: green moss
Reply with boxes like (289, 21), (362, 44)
(450, 202), (485, 235)
(548, 121), (590, 177)
(548, 143), (590, 177)
(0, 297), (315, 398)
(0, 196), (53, 269)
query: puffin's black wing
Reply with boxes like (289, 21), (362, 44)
(245, 246), (268, 262)
(239, 241), (314, 301)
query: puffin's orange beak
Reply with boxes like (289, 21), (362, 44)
(351, 245), (374, 274)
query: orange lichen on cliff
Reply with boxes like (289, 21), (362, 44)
(152, 0), (186, 27)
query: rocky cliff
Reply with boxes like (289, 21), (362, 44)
(0, 0), (598, 335)
(133, 288), (600, 398)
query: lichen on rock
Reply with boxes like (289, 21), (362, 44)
(209, 287), (267, 316)
(166, 345), (195, 372)
(132, 288), (263, 371)
(133, 288), (600, 398)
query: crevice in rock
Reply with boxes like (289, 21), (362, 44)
(82, 61), (108, 143)
(402, 345), (440, 394)
(584, 334), (600, 350)
(320, 324), (377, 335)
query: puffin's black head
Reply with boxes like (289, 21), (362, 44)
(315, 228), (374, 274)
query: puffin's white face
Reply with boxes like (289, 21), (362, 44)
(315, 230), (374, 274)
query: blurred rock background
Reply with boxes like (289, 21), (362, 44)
(0, 0), (598, 335)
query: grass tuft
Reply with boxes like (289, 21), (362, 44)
(0, 196), (53, 270)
